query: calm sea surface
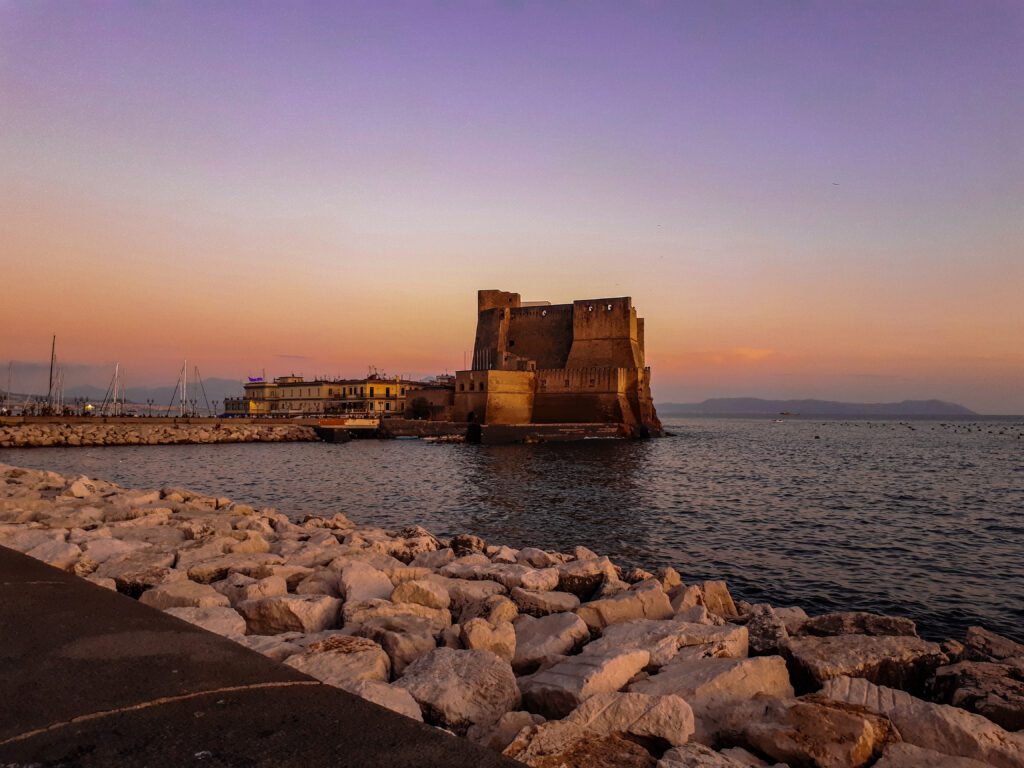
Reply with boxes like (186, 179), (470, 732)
(3, 417), (1022, 642)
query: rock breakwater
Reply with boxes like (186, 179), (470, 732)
(1, 463), (1022, 768)
(0, 421), (317, 448)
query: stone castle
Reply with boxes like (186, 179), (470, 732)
(453, 290), (662, 436)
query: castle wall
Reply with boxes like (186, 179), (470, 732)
(453, 370), (534, 424)
(565, 297), (642, 369)
(505, 304), (574, 370)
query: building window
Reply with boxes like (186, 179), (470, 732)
(460, 383), (465, 391)
(386, 402), (391, 411)
(369, 387), (375, 397)
(385, 387), (390, 397)
(480, 382), (486, 391)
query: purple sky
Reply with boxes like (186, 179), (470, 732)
(2, 1), (1022, 411)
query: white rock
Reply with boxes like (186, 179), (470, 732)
(574, 585), (675, 635)
(236, 594), (342, 634)
(391, 578), (451, 610)
(629, 656), (794, 744)
(394, 648), (520, 734)
(821, 675), (1024, 768)
(511, 587), (581, 617)
(565, 691), (695, 746)
(139, 580), (230, 610)
(520, 647), (651, 718)
(284, 635), (390, 688)
(163, 605), (246, 638)
(213, 573), (289, 606)
(513, 612), (590, 673)
(460, 618), (516, 662)
(347, 679), (423, 721)
(338, 560), (395, 602)
(584, 619), (748, 667)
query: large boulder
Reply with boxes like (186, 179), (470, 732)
(236, 594), (341, 634)
(441, 561), (560, 592)
(352, 615), (438, 676)
(512, 587), (581, 617)
(185, 552), (284, 584)
(338, 560), (395, 602)
(798, 612), (918, 638)
(461, 618), (516, 662)
(514, 613), (591, 674)
(822, 675), (1024, 768)
(346, 679), (423, 721)
(341, 598), (451, 632)
(163, 606), (246, 638)
(783, 634), (947, 693)
(575, 583), (674, 635)
(565, 691), (695, 747)
(521, 647), (651, 719)
(874, 743), (992, 768)
(556, 557), (620, 599)
(424, 575), (506, 620)
(284, 635), (390, 688)
(461, 594), (519, 625)
(139, 580), (230, 610)
(394, 648), (520, 734)
(212, 572), (289, 606)
(657, 744), (747, 767)
(25, 539), (81, 570)
(717, 694), (899, 768)
(503, 721), (657, 768)
(931, 660), (1024, 731)
(700, 581), (738, 619)
(629, 656), (793, 744)
(94, 551), (183, 597)
(584, 619), (749, 668)
(964, 627), (1024, 662)
(468, 711), (546, 752)
(391, 578), (450, 610)
(746, 604), (790, 655)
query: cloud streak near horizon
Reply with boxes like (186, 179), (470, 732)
(1, 1), (1021, 412)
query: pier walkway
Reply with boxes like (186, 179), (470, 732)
(0, 546), (518, 767)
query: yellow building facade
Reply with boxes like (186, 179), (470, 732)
(224, 374), (424, 417)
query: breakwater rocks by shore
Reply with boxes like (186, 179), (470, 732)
(2, 464), (1022, 768)
(0, 422), (317, 448)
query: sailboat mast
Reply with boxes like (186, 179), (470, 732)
(47, 335), (56, 413)
(181, 359), (187, 417)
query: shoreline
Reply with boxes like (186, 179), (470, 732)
(2, 463), (1022, 766)
(0, 421), (318, 448)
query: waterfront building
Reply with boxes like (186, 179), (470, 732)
(224, 373), (427, 417)
(453, 289), (662, 436)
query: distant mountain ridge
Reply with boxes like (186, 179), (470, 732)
(657, 398), (977, 417)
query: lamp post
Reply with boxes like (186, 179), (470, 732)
(146, 398), (154, 418)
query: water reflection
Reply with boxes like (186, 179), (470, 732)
(3, 417), (1022, 641)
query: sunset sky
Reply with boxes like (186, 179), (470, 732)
(2, 1), (1022, 412)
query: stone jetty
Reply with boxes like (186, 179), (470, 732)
(0, 421), (317, 448)
(1, 463), (1022, 768)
